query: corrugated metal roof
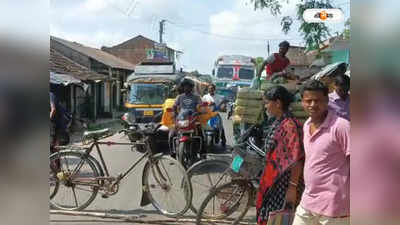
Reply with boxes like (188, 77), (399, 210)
(51, 36), (135, 71)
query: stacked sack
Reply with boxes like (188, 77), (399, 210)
(232, 87), (264, 125)
(260, 77), (298, 94)
(288, 100), (308, 125)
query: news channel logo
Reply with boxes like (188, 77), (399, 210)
(303, 9), (344, 23)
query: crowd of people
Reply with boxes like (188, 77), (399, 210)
(252, 41), (350, 225)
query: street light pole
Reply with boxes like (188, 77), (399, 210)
(159, 19), (166, 43)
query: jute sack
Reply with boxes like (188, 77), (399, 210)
(232, 114), (261, 125)
(236, 87), (263, 100)
(260, 82), (277, 91)
(289, 101), (304, 111)
(235, 98), (263, 108)
(260, 80), (298, 94)
(234, 105), (264, 116)
(291, 110), (309, 119)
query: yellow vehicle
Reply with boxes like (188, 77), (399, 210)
(160, 98), (218, 129)
(124, 62), (185, 123)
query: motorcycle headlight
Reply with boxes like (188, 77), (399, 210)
(177, 120), (189, 128)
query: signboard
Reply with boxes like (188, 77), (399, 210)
(217, 55), (253, 66)
(135, 65), (175, 74)
(146, 47), (168, 60)
(146, 49), (154, 59)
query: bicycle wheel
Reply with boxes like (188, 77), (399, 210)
(143, 155), (192, 218)
(196, 180), (252, 225)
(187, 159), (231, 214)
(50, 163), (59, 200)
(49, 151), (100, 211)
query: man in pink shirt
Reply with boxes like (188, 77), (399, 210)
(293, 80), (350, 225)
(328, 74), (350, 121)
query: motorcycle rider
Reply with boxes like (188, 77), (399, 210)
(202, 83), (227, 147)
(169, 79), (203, 155)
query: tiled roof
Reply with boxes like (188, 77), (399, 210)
(287, 46), (315, 66)
(102, 35), (179, 65)
(51, 36), (135, 71)
(50, 47), (107, 81)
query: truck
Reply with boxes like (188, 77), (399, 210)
(212, 55), (256, 88)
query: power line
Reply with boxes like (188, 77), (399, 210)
(166, 20), (302, 42)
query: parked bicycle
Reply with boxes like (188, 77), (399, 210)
(49, 123), (192, 218)
(195, 125), (266, 224)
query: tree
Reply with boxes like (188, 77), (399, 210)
(342, 18), (350, 40)
(250, 0), (339, 51)
(254, 57), (265, 74)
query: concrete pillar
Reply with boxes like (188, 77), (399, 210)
(104, 82), (110, 113)
(93, 83), (97, 121)
(70, 86), (75, 115)
(116, 80), (121, 108)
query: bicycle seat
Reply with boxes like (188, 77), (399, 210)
(83, 128), (110, 140)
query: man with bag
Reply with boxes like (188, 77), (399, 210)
(292, 80), (350, 225)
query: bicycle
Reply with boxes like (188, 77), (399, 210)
(186, 157), (231, 214)
(195, 125), (266, 224)
(49, 123), (192, 218)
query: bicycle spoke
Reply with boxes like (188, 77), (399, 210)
(157, 160), (172, 184)
(206, 173), (214, 186)
(191, 180), (211, 189)
(71, 186), (79, 208)
(61, 155), (71, 172)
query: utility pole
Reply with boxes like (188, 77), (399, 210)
(267, 40), (270, 56)
(159, 19), (166, 43)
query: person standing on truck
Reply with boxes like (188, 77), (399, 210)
(251, 41), (293, 89)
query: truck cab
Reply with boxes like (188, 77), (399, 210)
(212, 55), (256, 88)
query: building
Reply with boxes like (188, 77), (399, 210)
(286, 46), (322, 79)
(101, 35), (181, 65)
(307, 35), (350, 66)
(51, 36), (136, 119)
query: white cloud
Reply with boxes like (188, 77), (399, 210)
(209, 11), (240, 36)
(83, 0), (108, 12)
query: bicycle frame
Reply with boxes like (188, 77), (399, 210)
(67, 137), (159, 189)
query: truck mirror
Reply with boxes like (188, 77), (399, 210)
(212, 69), (215, 76)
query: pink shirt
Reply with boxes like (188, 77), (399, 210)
(300, 110), (350, 217)
(328, 91), (350, 121)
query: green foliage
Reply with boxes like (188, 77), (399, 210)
(343, 18), (350, 40)
(250, 0), (339, 51)
(255, 57), (265, 73)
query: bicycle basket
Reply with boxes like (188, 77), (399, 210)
(230, 146), (265, 178)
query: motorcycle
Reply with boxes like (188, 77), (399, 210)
(170, 108), (204, 169)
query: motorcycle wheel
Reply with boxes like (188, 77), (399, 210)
(206, 135), (214, 149)
(215, 131), (220, 145)
(178, 142), (190, 169)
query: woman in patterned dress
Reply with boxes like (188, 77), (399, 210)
(256, 86), (305, 225)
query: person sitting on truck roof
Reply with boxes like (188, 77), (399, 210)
(251, 41), (293, 88)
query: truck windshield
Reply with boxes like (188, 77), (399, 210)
(129, 83), (167, 104)
(217, 67), (233, 79)
(239, 68), (254, 80)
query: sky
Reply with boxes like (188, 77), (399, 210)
(50, 0), (350, 74)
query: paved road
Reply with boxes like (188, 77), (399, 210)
(50, 113), (257, 225)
